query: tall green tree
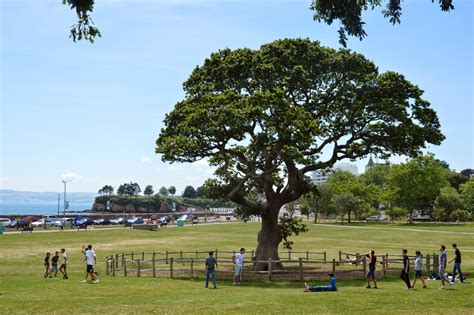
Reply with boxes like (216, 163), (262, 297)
(460, 178), (474, 214)
(98, 185), (114, 195)
(117, 182), (141, 196)
(310, 0), (455, 46)
(155, 39), (444, 270)
(434, 186), (462, 221)
(144, 185), (154, 196)
(158, 186), (169, 196)
(385, 156), (448, 223)
(182, 186), (197, 198)
(300, 183), (335, 223)
(168, 186), (177, 196)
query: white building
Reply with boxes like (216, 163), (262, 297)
(310, 162), (358, 185)
(333, 163), (358, 175)
(311, 170), (329, 184)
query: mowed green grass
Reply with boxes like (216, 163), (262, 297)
(1, 222), (473, 314)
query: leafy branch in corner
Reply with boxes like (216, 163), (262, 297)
(63, 0), (101, 43)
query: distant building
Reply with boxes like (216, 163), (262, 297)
(311, 162), (358, 185)
(333, 163), (358, 175)
(365, 155), (390, 172)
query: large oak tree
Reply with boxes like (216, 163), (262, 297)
(155, 38), (444, 270)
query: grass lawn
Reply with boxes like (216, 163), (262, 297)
(1, 222), (473, 314)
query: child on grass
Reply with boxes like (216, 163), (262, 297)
(412, 251), (427, 289)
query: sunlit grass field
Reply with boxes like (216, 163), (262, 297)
(1, 222), (473, 314)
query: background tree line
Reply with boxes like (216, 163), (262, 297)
(299, 156), (473, 223)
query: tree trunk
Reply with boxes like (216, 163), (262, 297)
(254, 210), (283, 271)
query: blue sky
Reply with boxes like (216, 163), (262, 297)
(1, 0), (473, 193)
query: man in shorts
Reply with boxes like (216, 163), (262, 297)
(44, 252), (52, 278)
(365, 250), (377, 289)
(51, 251), (59, 277)
(233, 248), (245, 285)
(82, 244), (99, 284)
(439, 245), (453, 289)
(449, 243), (463, 283)
(59, 248), (68, 279)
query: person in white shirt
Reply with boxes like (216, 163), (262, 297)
(59, 248), (68, 280)
(233, 248), (245, 285)
(412, 251), (427, 289)
(82, 244), (99, 283)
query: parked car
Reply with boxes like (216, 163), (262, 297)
(412, 215), (431, 221)
(110, 218), (126, 225)
(74, 218), (94, 226)
(6, 220), (18, 228)
(366, 216), (380, 222)
(8, 220), (29, 229)
(0, 218), (12, 226)
(94, 218), (111, 225)
(31, 219), (55, 227)
(127, 217), (144, 224)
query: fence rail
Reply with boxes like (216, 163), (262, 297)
(105, 249), (439, 282)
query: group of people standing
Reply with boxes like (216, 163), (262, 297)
(367, 243), (464, 290)
(42, 245), (99, 284)
(43, 249), (68, 279)
(204, 248), (246, 289)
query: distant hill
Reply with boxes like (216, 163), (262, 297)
(0, 189), (97, 203)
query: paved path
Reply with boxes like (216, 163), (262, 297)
(316, 224), (474, 235)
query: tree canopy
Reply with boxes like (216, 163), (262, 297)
(63, 0), (101, 43)
(144, 185), (155, 196)
(117, 182), (141, 196)
(155, 38), (444, 269)
(182, 185), (197, 198)
(98, 185), (114, 195)
(310, 0), (455, 46)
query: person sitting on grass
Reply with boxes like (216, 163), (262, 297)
(304, 273), (337, 292)
(412, 251), (427, 289)
(44, 252), (52, 278)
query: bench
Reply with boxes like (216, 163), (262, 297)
(77, 224), (87, 231)
(22, 226), (33, 233)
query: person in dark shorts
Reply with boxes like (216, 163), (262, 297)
(44, 252), (52, 278)
(59, 248), (68, 279)
(304, 273), (337, 292)
(412, 251), (427, 289)
(439, 245), (452, 289)
(205, 251), (218, 289)
(365, 250), (377, 289)
(51, 251), (59, 277)
(449, 243), (463, 283)
(82, 244), (99, 283)
(400, 249), (411, 289)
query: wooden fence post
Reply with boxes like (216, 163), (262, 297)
(142, 252), (145, 261)
(288, 250), (291, 261)
(131, 252), (134, 261)
(137, 260), (141, 277)
(324, 251), (327, 264)
(166, 251), (169, 263)
(121, 253), (125, 267)
(170, 257), (174, 278)
(382, 256), (386, 278)
(112, 258), (116, 277)
(433, 254), (439, 270)
(268, 258), (272, 281)
(180, 250), (183, 259)
(426, 254), (431, 272)
(339, 251), (342, 262)
(362, 257), (367, 275)
(124, 259), (128, 277)
(152, 252), (156, 278)
(106, 257), (110, 275)
(298, 258), (303, 281)
(191, 258), (194, 279)
(332, 259), (336, 274)
(306, 251), (309, 261)
(215, 249), (218, 261)
(115, 254), (119, 268)
(385, 253), (389, 268)
(196, 251), (199, 259)
(251, 250), (254, 262)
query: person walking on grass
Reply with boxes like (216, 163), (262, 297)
(400, 249), (411, 289)
(439, 245), (453, 289)
(44, 252), (52, 278)
(205, 251), (218, 289)
(82, 245), (99, 284)
(59, 248), (68, 279)
(412, 251), (427, 289)
(365, 250), (377, 289)
(449, 243), (463, 284)
(51, 251), (59, 277)
(233, 248), (245, 285)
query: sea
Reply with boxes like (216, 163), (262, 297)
(0, 201), (93, 216)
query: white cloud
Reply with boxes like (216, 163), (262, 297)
(61, 172), (83, 183)
(192, 159), (209, 168)
(141, 156), (152, 164)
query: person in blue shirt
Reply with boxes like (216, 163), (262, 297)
(439, 245), (453, 289)
(304, 273), (337, 292)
